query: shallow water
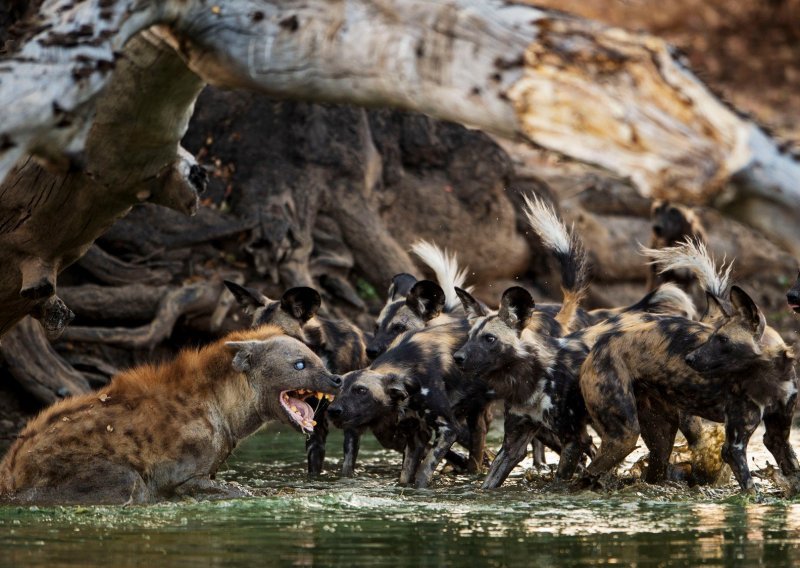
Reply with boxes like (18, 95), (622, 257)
(3, 424), (800, 567)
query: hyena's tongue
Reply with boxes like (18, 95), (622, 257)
(280, 390), (316, 432)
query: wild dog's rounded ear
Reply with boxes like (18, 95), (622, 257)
(406, 280), (445, 321)
(225, 340), (261, 373)
(455, 287), (486, 321)
(386, 375), (409, 403)
(730, 285), (766, 339)
(701, 292), (728, 325)
(224, 281), (268, 314)
(280, 287), (322, 323)
(499, 286), (535, 331)
(388, 273), (418, 300)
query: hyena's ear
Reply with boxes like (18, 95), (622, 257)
(280, 287), (322, 323)
(225, 340), (262, 373)
(406, 280), (445, 321)
(730, 285), (766, 340)
(701, 292), (728, 324)
(388, 273), (418, 300)
(225, 281), (269, 314)
(455, 287), (486, 322)
(499, 286), (535, 332)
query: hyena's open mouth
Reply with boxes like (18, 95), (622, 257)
(280, 390), (335, 432)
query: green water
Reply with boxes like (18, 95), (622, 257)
(3, 425), (800, 567)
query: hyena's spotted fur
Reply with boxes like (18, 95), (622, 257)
(224, 281), (367, 477)
(0, 325), (341, 505)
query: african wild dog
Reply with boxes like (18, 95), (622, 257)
(224, 281), (367, 476)
(787, 272), (800, 313)
(581, 242), (799, 493)
(0, 325), (342, 505)
(453, 196), (701, 488)
(366, 240), (471, 359)
(453, 195), (594, 488)
(330, 300), (493, 487)
(646, 200), (706, 290)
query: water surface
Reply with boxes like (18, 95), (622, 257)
(3, 424), (800, 566)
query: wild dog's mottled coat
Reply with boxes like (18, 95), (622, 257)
(580, 287), (798, 492)
(0, 326), (341, 504)
(331, 320), (492, 487)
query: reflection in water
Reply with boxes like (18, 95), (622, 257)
(2, 425), (800, 566)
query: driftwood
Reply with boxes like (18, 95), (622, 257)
(0, 317), (91, 404)
(0, 0), (797, 346)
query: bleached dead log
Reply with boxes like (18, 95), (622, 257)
(1, 0), (799, 338)
(0, 28), (205, 335)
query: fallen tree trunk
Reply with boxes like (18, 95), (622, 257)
(1, 1), (798, 258)
(0, 0), (798, 339)
(0, 29), (205, 336)
(0, 317), (91, 404)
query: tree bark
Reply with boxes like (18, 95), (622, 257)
(1, 0), (799, 341)
(0, 29), (205, 336)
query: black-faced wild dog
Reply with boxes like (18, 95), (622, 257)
(0, 325), (341, 505)
(646, 200), (706, 290)
(367, 241), (471, 359)
(581, 242), (799, 493)
(224, 281), (367, 476)
(329, 314), (493, 487)
(454, 195), (594, 488)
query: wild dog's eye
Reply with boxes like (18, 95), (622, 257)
(483, 334), (497, 344)
(716, 335), (729, 345)
(294, 360), (306, 370)
(355, 385), (368, 395)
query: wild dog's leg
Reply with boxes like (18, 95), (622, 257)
(174, 476), (254, 500)
(722, 401), (762, 493)
(414, 419), (458, 489)
(340, 428), (361, 478)
(532, 440), (547, 468)
(581, 367), (640, 480)
(678, 413), (705, 447)
(483, 413), (536, 489)
(306, 403), (330, 476)
(400, 432), (427, 486)
(466, 405), (490, 474)
(637, 397), (679, 483)
(763, 404), (800, 478)
(555, 429), (594, 480)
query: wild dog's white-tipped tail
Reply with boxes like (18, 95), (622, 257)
(522, 193), (571, 257)
(411, 240), (471, 311)
(522, 193), (589, 333)
(640, 238), (733, 298)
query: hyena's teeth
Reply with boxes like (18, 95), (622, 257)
(290, 406), (298, 413)
(315, 392), (324, 400)
(325, 394), (335, 401)
(311, 420), (317, 426)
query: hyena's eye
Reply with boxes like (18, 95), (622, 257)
(392, 323), (407, 333)
(483, 334), (497, 344)
(716, 335), (729, 345)
(355, 385), (368, 395)
(294, 360), (306, 370)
